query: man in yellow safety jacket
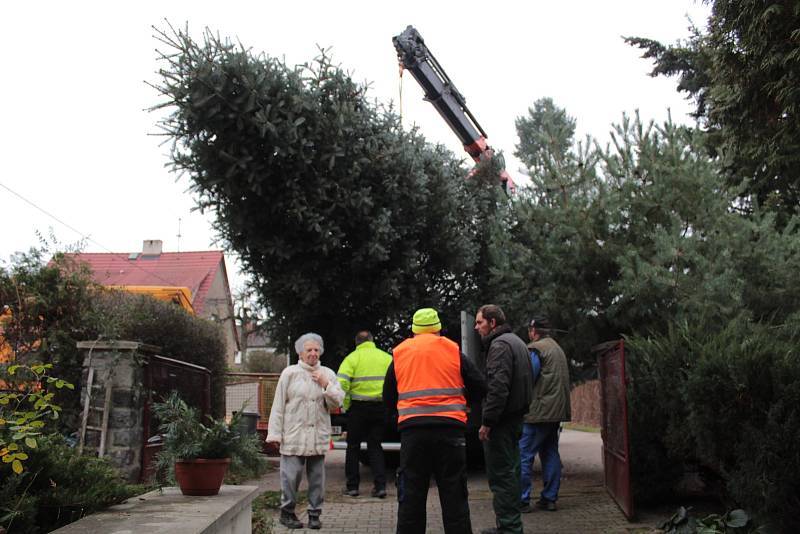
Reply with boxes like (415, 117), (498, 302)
(383, 308), (486, 534)
(337, 330), (393, 498)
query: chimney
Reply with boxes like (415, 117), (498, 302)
(142, 239), (163, 256)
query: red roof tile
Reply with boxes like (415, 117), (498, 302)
(73, 251), (227, 315)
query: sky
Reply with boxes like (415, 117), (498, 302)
(1, 1), (709, 290)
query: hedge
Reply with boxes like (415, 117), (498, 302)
(93, 290), (228, 418)
(626, 316), (800, 532)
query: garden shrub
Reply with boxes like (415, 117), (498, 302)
(626, 316), (800, 533)
(1, 249), (102, 431)
(626, 325), (697, 502)
(0, 434), (146, 533)
(684, 316), (800, 532)
(93, 291), (228, 418)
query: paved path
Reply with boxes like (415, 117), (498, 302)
(253, 430), (660, 533)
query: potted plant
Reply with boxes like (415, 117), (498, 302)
(152, 392), (243, 496)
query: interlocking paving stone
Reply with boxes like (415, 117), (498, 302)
(256, 432), (664, 534)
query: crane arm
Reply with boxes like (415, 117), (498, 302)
(392, 25), (514, 192)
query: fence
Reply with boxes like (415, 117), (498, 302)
(225, 372), (281, 454)
(570, 379), (602, 428)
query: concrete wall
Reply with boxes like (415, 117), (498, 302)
(51, 485), (259, 534)
(204, 267), (239, 369)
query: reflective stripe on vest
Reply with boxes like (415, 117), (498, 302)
(393, 333), (467, 424)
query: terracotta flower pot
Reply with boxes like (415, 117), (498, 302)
(174, 458), (231, 496)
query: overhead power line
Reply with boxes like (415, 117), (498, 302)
(0, 180), (180, 287)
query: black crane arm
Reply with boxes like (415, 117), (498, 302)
(392, 25), (514, 191)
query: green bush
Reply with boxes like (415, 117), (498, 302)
(1, 249), (103, 431)
(0, 434), (146, 533)
(626, 317), (800, 532)
(93, 291), (228, 418)
(151, 392), (267, 485)
(626, 325), (697, 502)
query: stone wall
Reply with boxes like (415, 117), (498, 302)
(76, 340), (159, 482)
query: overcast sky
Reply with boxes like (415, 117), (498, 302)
(1, 1), (708, 289)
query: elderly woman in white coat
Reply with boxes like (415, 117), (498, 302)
(267, 332), (344, 530)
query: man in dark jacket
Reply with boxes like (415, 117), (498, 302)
(384, 308), (487, 534)
(475, 304), (533, 534)
(520, 315), (571, 512)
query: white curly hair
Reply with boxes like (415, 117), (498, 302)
(294, 332), (324, 356)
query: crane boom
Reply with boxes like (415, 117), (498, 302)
(392, 25), (514, 192)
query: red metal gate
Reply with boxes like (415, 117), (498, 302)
(596, 339), (634, 520)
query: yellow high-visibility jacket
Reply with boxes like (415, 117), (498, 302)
(337, 341), (392, 411)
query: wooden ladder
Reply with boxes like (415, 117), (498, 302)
(77, 368), (113, 457)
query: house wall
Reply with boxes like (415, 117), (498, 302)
(203, 267), (239, 369)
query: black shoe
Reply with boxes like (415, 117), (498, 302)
(342, 488), (359, 497)
(307, 514), (322, 530)
(279, 510), (303, 529)
(371, 487), (387, 498)
(520, 502), (534, 513)
(536, 498), (557, 511)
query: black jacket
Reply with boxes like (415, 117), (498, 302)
(481, 324), (533, 427)
(384, 350), (486, 431)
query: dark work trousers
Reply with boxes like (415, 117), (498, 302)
(345, 400), (387, 491)
(396, 425), (472, 534)
(483, 416), (523, 534)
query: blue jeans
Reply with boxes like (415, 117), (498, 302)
(519, 422), (561, 504)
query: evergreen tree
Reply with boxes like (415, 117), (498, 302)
(152, 26), (491, 363)
(626, 0), (800, 222)
(507, 99), (800, 370)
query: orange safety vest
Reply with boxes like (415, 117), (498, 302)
(393, 333), (467, 424)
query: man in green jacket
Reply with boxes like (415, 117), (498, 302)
(476, 304), (533, 534)
(337, 330), (393, 498)
(520, 316), (571, 512)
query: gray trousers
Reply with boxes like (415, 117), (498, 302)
(280, 454), (325, 515)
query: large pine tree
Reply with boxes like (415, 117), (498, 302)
(152, 26), (494, 363)
(626, 0), (800, 222)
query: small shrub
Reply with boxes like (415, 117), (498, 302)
(1, 363), (74, 475)
(659, 506), (758, 534)
(0, 434), (145, 533)
(152, 392), (266, 485)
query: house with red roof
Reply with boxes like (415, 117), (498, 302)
(74, 240), (240, 368)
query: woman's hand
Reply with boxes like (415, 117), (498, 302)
(311, 370), (329, 389)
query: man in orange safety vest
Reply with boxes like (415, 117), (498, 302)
(383, 308), (486, 534)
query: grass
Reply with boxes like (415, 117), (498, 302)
(252, 490), (307, 534)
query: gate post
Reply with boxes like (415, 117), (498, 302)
(76, 340), (159, 482)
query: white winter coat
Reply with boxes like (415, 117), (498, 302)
(266, 360), (344, 456)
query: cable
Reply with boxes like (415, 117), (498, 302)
(0, 180), (192, 287)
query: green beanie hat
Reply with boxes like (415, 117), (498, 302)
(412, 308), (441, 334)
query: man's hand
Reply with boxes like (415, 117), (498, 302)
(479, 425), (491, 441)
